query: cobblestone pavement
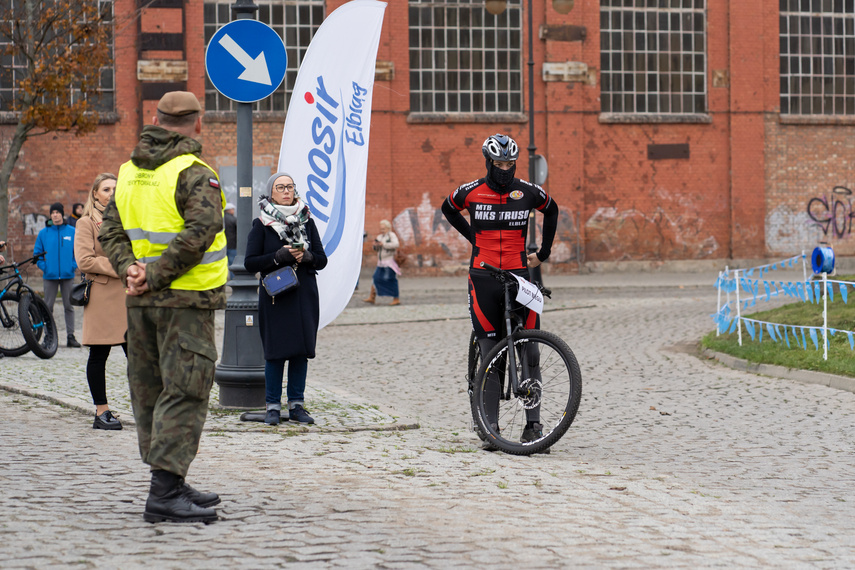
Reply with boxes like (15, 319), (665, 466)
(1, 270), (854, 568)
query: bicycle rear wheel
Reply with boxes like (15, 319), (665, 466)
(0, 292), (30, 356)
(472, 329), (582, 455)
(18, 292), (58, 359)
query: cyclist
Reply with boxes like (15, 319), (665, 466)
(441, 133), (559, 444)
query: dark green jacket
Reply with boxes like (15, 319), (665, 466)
(99, 125), (226, 309)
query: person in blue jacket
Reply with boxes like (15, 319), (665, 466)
(34, 202), (80, 347)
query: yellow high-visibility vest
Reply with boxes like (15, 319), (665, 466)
(115, 154), (227, 291)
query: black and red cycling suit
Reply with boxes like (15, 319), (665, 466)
(441, 176), (559, 340)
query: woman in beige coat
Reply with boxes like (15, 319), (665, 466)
(74, 173), (128, 430)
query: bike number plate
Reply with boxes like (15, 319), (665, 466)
(513, 275), (544, 314)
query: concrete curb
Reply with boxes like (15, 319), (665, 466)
(0, 381), (134, 425)
(702, 348), (855, 394)
(0, 381), (420, 434)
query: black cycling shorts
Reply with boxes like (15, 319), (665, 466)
(468, 268), (539, 340)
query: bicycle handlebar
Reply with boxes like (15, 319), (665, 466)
(0, 251), (45, 274)
(478, 262), (552, 298)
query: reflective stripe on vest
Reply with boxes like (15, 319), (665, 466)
(115, 154), (227, 291)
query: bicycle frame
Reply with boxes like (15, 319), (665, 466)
(481, 261), (539, 402)
(500, 277), (522, 399)
(0, 268), (24, 298)
(0, 252), (45, 303)
(0, 267), (25, 329)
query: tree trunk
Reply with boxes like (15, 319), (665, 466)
(0, 119), (33, 241)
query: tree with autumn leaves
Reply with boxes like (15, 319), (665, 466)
(0, 0), (112, 242)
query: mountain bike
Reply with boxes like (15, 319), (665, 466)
(467, 262), (582, 455)
(0, 253), (58, 359)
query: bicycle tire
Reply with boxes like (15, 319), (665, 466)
(0, 292), (30, 356)
(466, 331), (491, 444)
(18, 293), (58, 359)
(472, 329), (582, 455)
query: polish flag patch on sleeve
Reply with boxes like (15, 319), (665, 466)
(208, 178), (220, 189)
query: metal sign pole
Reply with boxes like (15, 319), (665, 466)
(213, 0), (267, 408)
(525, 0), (543, 287)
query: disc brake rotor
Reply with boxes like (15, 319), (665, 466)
(518, 377), (542, 410)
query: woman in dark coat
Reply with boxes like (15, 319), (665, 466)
(244, 171), (328, 426)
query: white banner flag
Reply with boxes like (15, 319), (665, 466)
(277, 0), (386, 329)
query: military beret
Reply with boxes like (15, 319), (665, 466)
(157, 91), (202, 117)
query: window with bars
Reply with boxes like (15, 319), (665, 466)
(780, 0), (855, 116)
(408, 0), (523, 114)
(0, 0), (115, 114)
(599, 0), (707, 116)
(203, 0), (324, 113)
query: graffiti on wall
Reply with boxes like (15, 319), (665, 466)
(806, 186), (855, 239)
(390, 193), (470, 268)
(23, 213), (48, 236)
(584, 195), (719, 261)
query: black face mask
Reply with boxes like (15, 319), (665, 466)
(488, 161), (516, 189)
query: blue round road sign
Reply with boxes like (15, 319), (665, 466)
(205, 20), (287, 103)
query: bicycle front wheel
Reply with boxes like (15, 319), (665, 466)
(0, 292), (30, 357)
(18, 292), (58, 359)
(472, 329), (582, 455)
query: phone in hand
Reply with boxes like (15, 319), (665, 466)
(291, 243), (304, 251)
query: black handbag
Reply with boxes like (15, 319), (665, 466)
(70, 276), (92, 306)
(262, 265), (299, 299)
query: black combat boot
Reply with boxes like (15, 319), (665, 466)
(179, 478), (221, 508)
(143, 470), (218, 523)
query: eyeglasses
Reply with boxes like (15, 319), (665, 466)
(273, 184), (296, 193)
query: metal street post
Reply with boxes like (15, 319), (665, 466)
(486, 0), (544, 286)
(213, 0), (266, 408)
(523, 0), (543, 287)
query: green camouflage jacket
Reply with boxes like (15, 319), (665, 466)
(99, 125), (226, 310)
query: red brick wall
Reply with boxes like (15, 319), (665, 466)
(765, 120), (855, 257)
(4, 0), (851, 270)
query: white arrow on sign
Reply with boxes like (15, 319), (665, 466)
(218, 33), (272, 86)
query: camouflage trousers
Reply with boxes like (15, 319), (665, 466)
(127, 306), (217, 478)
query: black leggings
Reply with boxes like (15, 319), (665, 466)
(87, 343), (128, 406)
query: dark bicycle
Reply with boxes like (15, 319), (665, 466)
(467, 262), (582, 455)
(0, 252), (58, 359)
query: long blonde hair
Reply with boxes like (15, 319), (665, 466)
(82, 172), (117, 218)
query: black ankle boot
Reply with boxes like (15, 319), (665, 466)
(143, 470), (218, 523)
(179, 478), (221, 508)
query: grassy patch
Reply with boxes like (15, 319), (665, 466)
(704, 277), (855, 377)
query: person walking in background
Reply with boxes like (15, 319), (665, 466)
(224, 202), (237, 275)
(363, 219), (401, 306)
(74, 173), (127, 431)
(100, 91), (226, 524)
(34, 202), (80, 347)
(67, 203), (84, 227)
(245, 172), (327, 426)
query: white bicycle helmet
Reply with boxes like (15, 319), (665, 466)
(482, 134), (519, 162)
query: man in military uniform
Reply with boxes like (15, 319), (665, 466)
(100, 91), (227, 523)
